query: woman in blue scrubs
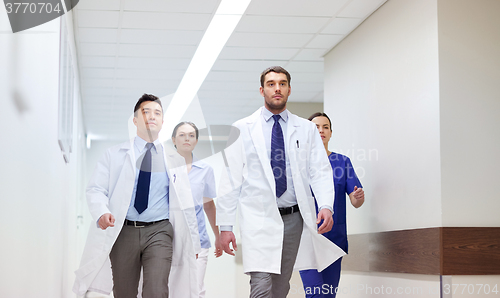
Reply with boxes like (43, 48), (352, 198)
(172, 121), (223, 298)
(299, 113), (365, 298)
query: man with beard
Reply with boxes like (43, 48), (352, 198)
(217, 66), (345, 298)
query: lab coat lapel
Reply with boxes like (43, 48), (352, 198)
(126, 138), (135, 170)
(163, 149), (200, 298)
(248, 108), (275, 194)
(286, 111), (299, 178)
(114, 139), (136, 219)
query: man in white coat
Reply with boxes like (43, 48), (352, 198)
(218, 66), (345, 298)
(73, 94), (200, 298)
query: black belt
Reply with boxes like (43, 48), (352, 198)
(279, 204), (299, 216)
(124, 218), (168, 228)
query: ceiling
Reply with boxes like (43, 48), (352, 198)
(74, 0), (387, 141)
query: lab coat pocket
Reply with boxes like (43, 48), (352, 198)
(239, 195), (265, 231)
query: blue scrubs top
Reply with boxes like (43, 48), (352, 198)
(317, 152), (362, 253)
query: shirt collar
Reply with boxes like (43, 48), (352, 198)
(191, 154), (205, 169)
(262, 107), (288, 123)
(134, 136), (160, 153)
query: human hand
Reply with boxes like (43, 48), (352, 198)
(220, 231), (237, 256)
(316, 209), (333, 234)
(353, 186), (364, 200)
(98, 213), (115, 230)
(214, 236), (223, 258)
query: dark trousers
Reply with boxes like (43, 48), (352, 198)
(109, 220), (173, 298)
(299, 257), (343, 298)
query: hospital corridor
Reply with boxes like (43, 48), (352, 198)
(1, 0), (499, 297)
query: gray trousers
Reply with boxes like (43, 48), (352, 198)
(109, 220), (173, 298)
(249, 211), (303, 298)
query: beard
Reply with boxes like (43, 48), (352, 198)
(265, 96), (287, 111)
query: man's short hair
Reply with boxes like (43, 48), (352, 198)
(134, 94), (162, 116)
(260, 66), (291, 87)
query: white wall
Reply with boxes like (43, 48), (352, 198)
(323, 0), (500, 296)
(324, 0), (442, 234)
(339, 272), (441, 298)
(438, 0), (500, 227)
(0, 8), (86, 298)
(437, 0), (500, 291)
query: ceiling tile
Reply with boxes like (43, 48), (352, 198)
(286, 61), (324, 73)
(83, 99), (118, 107)
(200, 81), (256, 92)
(78, 28), (118, 43)
(83, 87), (171, 99)
(81, 68), (186, 80)
(82, 87), (115, 97)
(111, 79), (180, 90)
(81, 68), (115, 79)
(226, 32), (313, 48)
(119, 29), (203, 45)
(293, 49), (326, 61)
(76, 0), (121, 11)
(235, 15), (330, 34)
(245, 0), (349, 17)
(113, 68), (185, 80)
(121, 12), (212, 30)
(212, 60), (289, 72)
(115, 57), (191, 69)
(198, 91), (260, 101)
(287, 91), (320, 102)
(83, 78), (116, 88)
(80, 43), (117, 56)
(289, 82), (324, 94)
(218, 47), (299, 60)
(291, 72), (324, 83)
(203, 71), (257, 82)
(118, 44), (196, 58)
(321, 17), (362, 34)
(123, 0), (218, 13)
(76, 0), (385, 140)
(310, 92), (324, 103)
(338, 0), (386, 18)
(306, 34), (344, 49)
(80, 56), (116, 68)
(78, 10), (120, 28)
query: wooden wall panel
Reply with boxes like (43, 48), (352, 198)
(369, 228), (441, 274)
(342, 227), (500, 275)
(442, 227), (500, 275)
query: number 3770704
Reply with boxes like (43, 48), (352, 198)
(5, 2), (62, 14)
(443, 284), (498, 295)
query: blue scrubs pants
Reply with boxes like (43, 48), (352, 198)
(299, 257), (342, 298)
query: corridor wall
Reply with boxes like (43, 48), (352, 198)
(0, 9), (86, 298)
(322, 0), (500, 297)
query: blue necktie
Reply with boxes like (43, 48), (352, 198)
(271, 115), (287, 197)
(135, 143), (154, 214)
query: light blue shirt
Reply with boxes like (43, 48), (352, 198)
(126, 136), (169, 222)
(189, 155), (217, 249)
(261, 107), (297, 208)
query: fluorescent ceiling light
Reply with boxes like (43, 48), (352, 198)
(160, 0), (251, 141)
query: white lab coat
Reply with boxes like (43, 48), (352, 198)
(217, 108), (345, 274)
(73, 139), (200, 297)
